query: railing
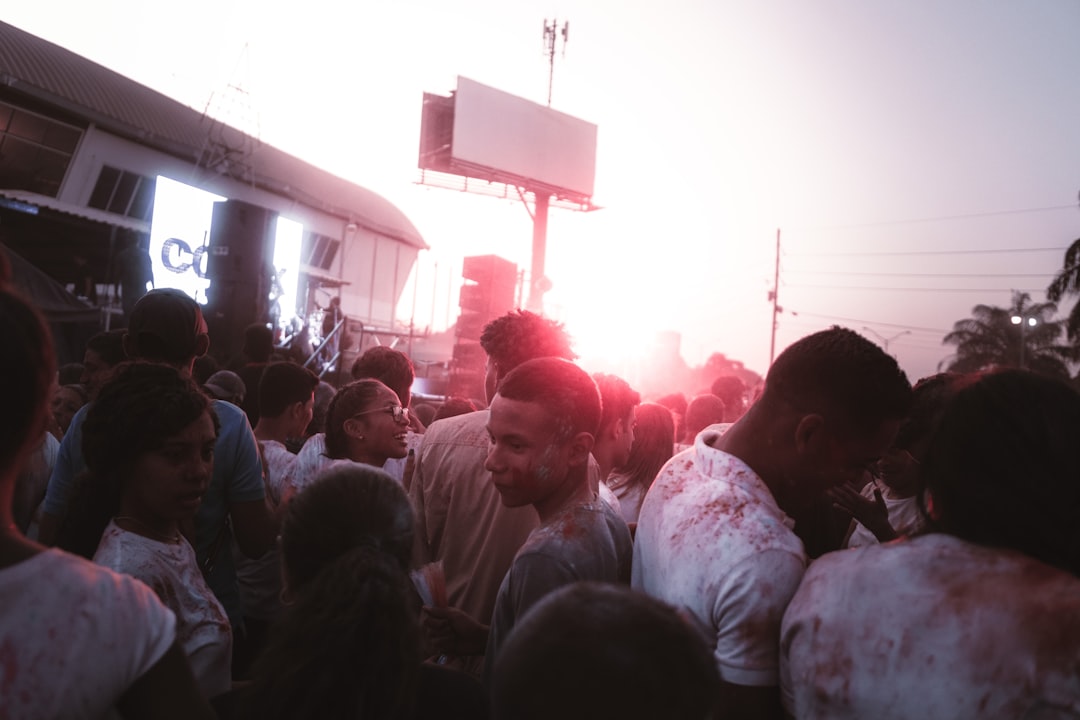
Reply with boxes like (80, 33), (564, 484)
(303, 316), (348, 380)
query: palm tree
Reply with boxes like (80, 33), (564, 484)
(1046, 237), (1080, 342)
(940, 291), (1075, 380)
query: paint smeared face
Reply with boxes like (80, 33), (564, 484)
(485, 394), (571, 508)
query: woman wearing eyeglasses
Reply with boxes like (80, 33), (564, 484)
(324, 379), (412, 470)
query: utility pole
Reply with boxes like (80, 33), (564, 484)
(769, 229), (781, 367)
(543, 19), (569, 107)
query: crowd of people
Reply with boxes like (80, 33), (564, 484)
(2, 246), (1079, 719)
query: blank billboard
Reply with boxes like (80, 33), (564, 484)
(419, 77), (597, 202)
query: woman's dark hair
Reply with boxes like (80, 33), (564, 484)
(919, 369), (1080, 576)
(57, 363), (85, 386)
(893, 372), (962, 456)
(240, 464), (419, 720)
(349, 346), (415, 406)
(0, 282), (55, 471)
(432, 396), (477, 423)
(609, 403), (676, 496)
(280, 464), (414, 584)
(323, 379), (393, 459)
(85, 328), (128, 367)
(59, 361), (216, 558)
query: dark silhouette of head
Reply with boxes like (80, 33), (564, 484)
(920, 369), (1080, 577)
(593, 373), (641, 437)
(710, 375), (747, 421)
(760, 327), (911, 436)
(610, 402), (676, 496)
(350, 346), (416, 407)
(0, 280), (55, 473)
(683, 394), (727, 443)
(258, 362), (319, 419)
(431, 396), (477, 423)
(491, 582), (721, 720)
(242, 323), (274, 363)
(123, 289), (210, 369)
(480, 310), (575, 402)
(241, 464), (419, 720)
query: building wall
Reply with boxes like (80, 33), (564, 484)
(61, 123), (417, 327)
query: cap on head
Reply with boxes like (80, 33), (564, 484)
(204, 370), (246, 403)
(126, 288), (209, 365)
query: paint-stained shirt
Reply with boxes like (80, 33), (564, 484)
(780, 533), (1080, 719)
(484, 500), (633, 679)
(0, 548), (175, 718)
(632, 432), (806, 687)
(94, 522), (233, 699)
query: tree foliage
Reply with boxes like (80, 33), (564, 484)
(940, 291), (1075, 380)
(1046, 237), (1080, 342)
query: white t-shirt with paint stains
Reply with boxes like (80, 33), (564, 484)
(632, 431), (807, 687)
(781, 533), (1080, 719)
(94, 521), (232, 699)
(0, 548), (175, 718)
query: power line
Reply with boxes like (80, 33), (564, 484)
(785, 246), (1068, 258)
(784, 284), (1046, 294)
(781, 320), (947, 351)
(781, 270), (1057, 279)
(792, 204), (1077, 231)
(791, 311), (948, 334)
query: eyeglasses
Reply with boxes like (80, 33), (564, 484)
(352, 404), (410, 424)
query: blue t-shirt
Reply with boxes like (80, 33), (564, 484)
(43, 398), (264, 627)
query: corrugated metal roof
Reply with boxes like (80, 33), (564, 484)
(0, 189), (151, 233)
(0, 20), (426, 249)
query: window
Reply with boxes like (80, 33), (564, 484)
(87, 165), (156, 222)
(300, 231), (340, 270)
(0, 101), (81, 196)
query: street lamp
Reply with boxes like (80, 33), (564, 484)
(1010, 314), (1038, 369)
(862, 327), (911, 355)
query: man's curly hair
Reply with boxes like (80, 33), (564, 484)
(479, 310), (576, 375)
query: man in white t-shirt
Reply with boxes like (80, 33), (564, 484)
(633, 327), (912, 719)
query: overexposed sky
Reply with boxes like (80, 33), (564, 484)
(7, 1), (1080, 384)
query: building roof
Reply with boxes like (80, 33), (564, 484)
(0, 20), (425, 249)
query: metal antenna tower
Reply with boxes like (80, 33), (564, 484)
(198, 43), (262, 186)
(542, 19), (569, 107)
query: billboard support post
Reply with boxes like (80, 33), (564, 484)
(528, 193), (550, 312)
